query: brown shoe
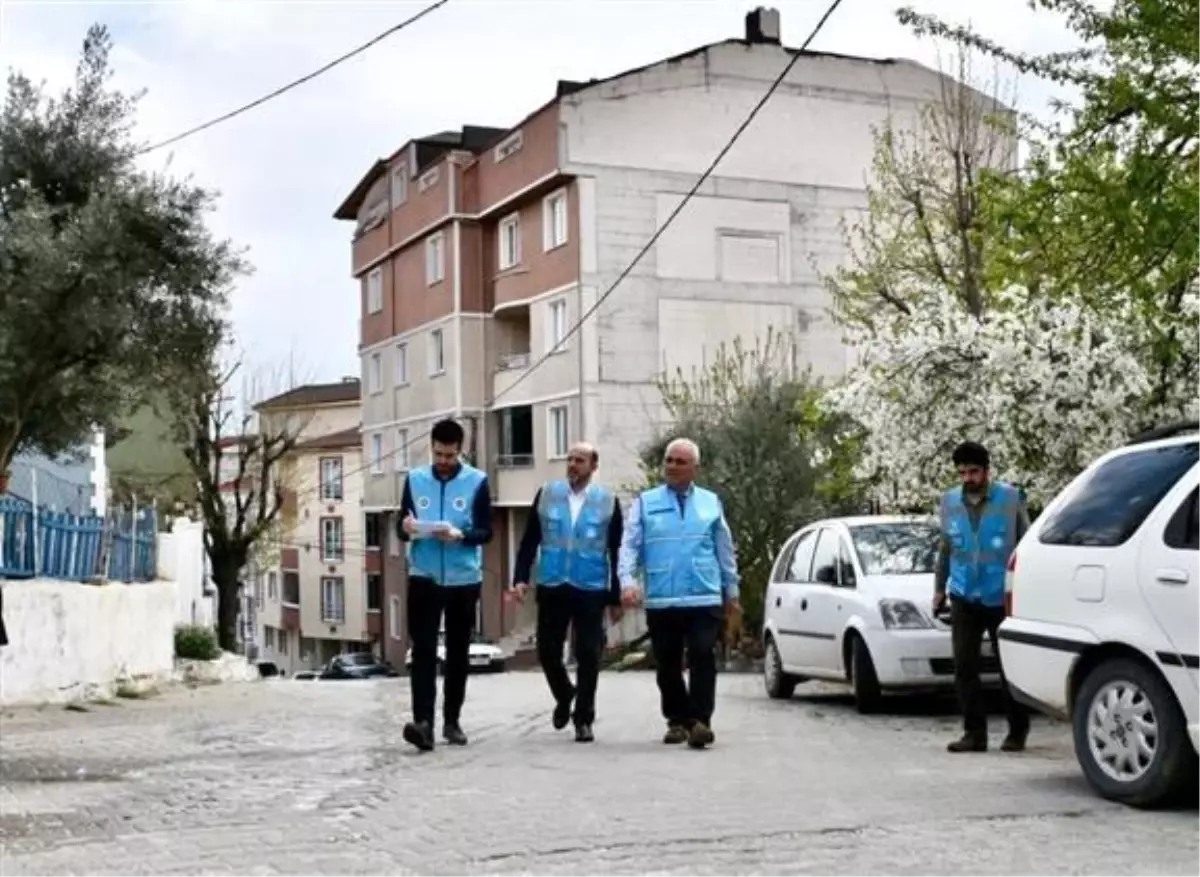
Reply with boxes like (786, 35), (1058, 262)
(947, 734), (987, 753)
(1000, 734), (1027, 752)
(687, 722), (715, 749)
(663, 724), (689, 745)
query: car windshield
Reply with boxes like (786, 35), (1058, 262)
(849, 522), (940, 575)
(343, 653), (376, 666)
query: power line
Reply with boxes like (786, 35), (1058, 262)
(269, 0), (847, 509)
(134, 0), (452, 157)
(486, 0), (847, 406)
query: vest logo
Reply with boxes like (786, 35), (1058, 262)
(452, 496), (467, 512)
(991, 535), (1006, 549)
(586, 527), (598, 538)
(417, 496), (431, 510)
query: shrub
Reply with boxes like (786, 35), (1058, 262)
(174, 624), (220, 661)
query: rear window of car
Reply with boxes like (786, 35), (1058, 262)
(1039, 442), (1199, 547)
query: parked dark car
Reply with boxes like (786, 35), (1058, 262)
(319, 652), (398, 680)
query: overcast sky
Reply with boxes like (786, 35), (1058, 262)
(3, 0), (1079, 385)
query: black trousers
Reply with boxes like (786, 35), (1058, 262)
(646, 606), (724, 728)
(407, 576), (481, 726)
(536, 585), (609, 725)
(951, 599), (1030, 738)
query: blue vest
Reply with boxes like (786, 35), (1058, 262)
(536, 480), (615, 592)
(406, 463), (486, 587)
(638, 484), (725, 610)
(940, 482), (1021, 607)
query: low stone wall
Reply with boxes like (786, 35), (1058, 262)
(0, 578), (177, 706)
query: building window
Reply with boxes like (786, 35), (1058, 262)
(265, 626), (276, 650)
(498, 405), (534, 467)
(267, 570), (278, 601)
(389, 595), (402, 640)
(368, 352), (382, 394)
(425, 233), (444, 285)
(390, 165), (408, 208)
(547, 299), (568, 352)
(321, 577), (346, 623)
(282, 572), (300, 606)
(388, 524), (401, 558)
(418, 167), (439, 192)
(320, 517), (345, 562)
(548, 404), (569, 459)
(365, 512), (381, 549)
(279, 630), (290, 656)
(366, 267), (382, 314)
(395, 428), (410, 471)
(319, 457), (344, 501)
(367, 573), (382, 612)
(543, 189), (568, 250)
(429, 328), (445, 375)
(395, 343), (409, 385)
(498, 213), (521, 270)
(369, 433), (383, 474)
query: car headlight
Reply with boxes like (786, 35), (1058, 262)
(879, 599), (932, 630)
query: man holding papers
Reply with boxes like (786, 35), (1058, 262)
(396, 419), (493, 752)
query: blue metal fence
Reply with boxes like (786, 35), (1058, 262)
(0, 498), (157, 582)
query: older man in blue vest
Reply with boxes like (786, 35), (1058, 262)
(397, 418), (493, 753)
(511, 442), (624, 743)
(933, 440), (1031, 753)
(618, 438), (740, 750)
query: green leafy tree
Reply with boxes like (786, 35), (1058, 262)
(637, 331), (868, 636)
(898, 0), (1199, 406)
(0, 25), (244, 478)
(825, 53), (1018, 330)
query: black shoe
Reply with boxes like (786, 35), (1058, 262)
(947, 733), (987, 753)
(553, 694), (575, 731)
(1000, 733), (1027, 752)
(663, 723), (689, 745)
(575, 723), (595, 743)
(403, 720), (435, 752)
(442, 722), (469, 746)
(687, 722), (715, 750)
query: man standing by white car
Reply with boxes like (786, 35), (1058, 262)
(511, 442), (624, 744)
(933, 441), (1031, 753)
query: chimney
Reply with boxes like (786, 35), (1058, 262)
(745, 7), (782, 45)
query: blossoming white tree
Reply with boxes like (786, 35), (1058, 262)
(827, 286), (1200, 509)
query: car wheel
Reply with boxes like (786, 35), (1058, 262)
(849, 635), (882, 714)
(763, 636), (797, 700)
(1073, 657), (1197, 809)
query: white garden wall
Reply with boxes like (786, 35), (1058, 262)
(0, 578), (177, 706)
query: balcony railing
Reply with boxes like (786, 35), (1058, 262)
(496, 352), (531, 371)
(496, 454), (534, 468)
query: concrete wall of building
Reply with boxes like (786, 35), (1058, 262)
(0, 579), (176, 706)
(157, 516), (214, 629)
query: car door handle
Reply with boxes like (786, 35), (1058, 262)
(774, 596), (781, 608)
(1155, 568), (1190, 586)
(800, 598), (808, 611)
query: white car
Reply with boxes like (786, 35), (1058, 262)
(405, 630), (507, 674)
(1000, 425), (1198, 808)
(762, 515), (999, 713)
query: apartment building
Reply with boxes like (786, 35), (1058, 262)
(251, 379), (378, 673)
(335, 7), (1000, 664)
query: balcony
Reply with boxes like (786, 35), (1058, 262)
(494, 405), (540, 502)
(492, 307), (531, 400)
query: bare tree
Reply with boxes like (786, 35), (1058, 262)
(826, 51), (1018, 328)
(171, 357), (304, 653)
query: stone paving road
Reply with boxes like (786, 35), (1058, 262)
(0, 671), (1196, 875)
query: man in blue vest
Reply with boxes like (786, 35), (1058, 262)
(511, 442), (624, 743)
(396, 418), (493, 752)
(617, 438), (740, 750)
(933, 441), (1031, 753)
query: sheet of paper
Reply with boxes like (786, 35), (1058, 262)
(412, 520), (450, 534)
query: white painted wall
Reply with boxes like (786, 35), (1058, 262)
(0, 579), (176, 706)
(157, 516), (214, 628)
